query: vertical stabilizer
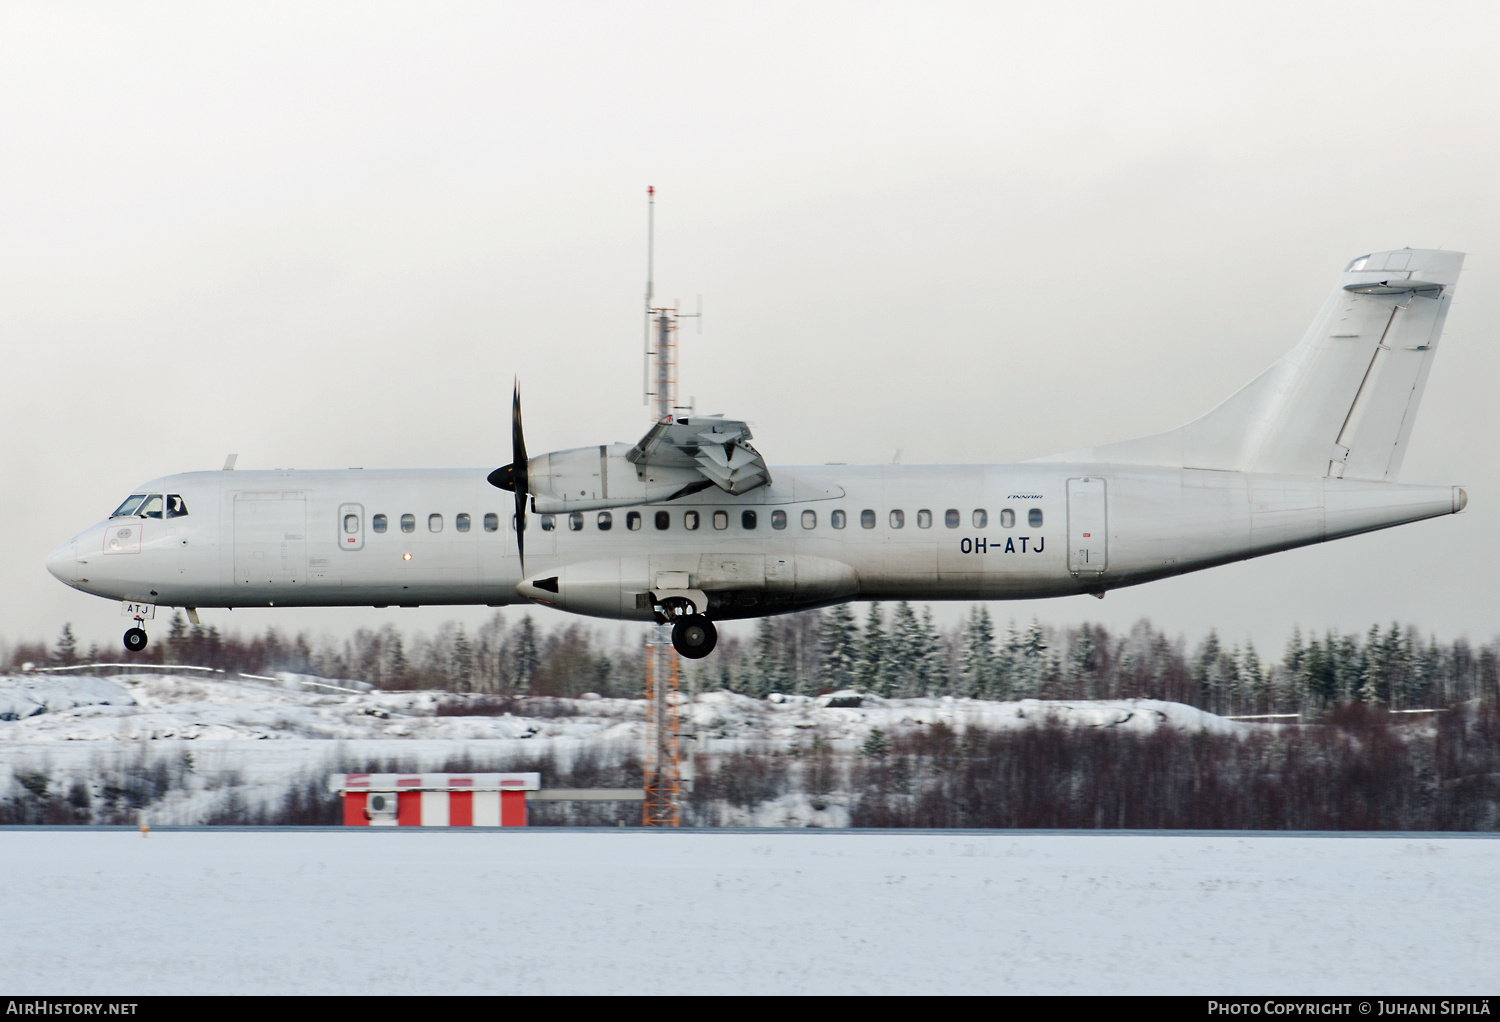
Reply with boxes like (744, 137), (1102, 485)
(1037, 249), (1463, 480)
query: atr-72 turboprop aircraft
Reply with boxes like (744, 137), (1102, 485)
(48, 248), (1468, 659)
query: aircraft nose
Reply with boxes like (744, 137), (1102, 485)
(46, 539), (78, 584)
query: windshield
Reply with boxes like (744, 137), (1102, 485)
(110, 495), (147, 518)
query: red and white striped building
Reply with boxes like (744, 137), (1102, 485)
(330, 773), (540, 827)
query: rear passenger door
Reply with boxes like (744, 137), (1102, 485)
(1067, 477), (1107, 576)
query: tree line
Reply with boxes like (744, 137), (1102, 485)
(10, 604), (1500, 716)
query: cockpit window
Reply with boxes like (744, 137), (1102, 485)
(139, 495), (165, 519)
(165, 494), (189, 518)
(111, 495), (147, 518)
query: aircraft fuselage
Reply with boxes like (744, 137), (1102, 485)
(46, 464), (1464, 620)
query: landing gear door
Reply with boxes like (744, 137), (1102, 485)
(1067, 477), (1107, 576)
(338, 503), (365, 551)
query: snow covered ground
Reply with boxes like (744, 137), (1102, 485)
(0, 670), (1244, 744)
(1, 828), (1495, 994)
(0, 670), (1251, 824)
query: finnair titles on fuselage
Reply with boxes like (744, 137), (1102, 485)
(48, 249), (1469, 658)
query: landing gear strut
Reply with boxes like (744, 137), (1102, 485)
(123, 627), (148, 652)
(670, 615), (717, 659)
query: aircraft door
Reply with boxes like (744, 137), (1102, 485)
(1067, 477), (1107, 576)
(338, 503), (365, 551)
(234, 492), (308, 586)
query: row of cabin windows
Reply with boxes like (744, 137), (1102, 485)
(354, 507), (1044, 536)
(365, 512), (501, 534)
(533, 507), (1044, 532)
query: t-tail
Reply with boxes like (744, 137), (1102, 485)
(1042, 248), (1463, 480)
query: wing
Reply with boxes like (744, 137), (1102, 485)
(628, 415), (771, 495)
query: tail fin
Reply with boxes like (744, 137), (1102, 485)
(1040, 248), (1463, 480)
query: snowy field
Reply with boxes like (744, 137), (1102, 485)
(0, 670), (1241, 744)
(2, 828), (1497, 995)
(0, 671), (1249, 825)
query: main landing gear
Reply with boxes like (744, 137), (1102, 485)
(671, 615), (718, 659)
(657, 596), (718, 659)
(123, 627), (148, 652)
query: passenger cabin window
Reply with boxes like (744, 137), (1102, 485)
(860, 510), (876, 529)
(512, 514), (526, 532)
(890, 510), (905, 529)
(456, 513), (471, 533)
(771, 510), (787, 529)
(539, 514), (555, 532)
(972, 509), (988, 528)
(801, 510), (817, 529)
(597, 511), (613, 531)
(655, 511), (670, 530)
(831, 510), (846, 529)
(484, 513), (499, 532)
(165, 494), (189, 518)
(111, 494), (147, 518)
(742, 510), (757, 530)
(684, 511), (700, 531)
(568, 512), (584, 531)
(139, 495), (165, 519)
(916, 509), (932, 529)
(429, 514), (443, 533)
(1029, 508), (1044, 528)
(373, 514), (388, 533)
(401, 514), (416, 533)
(1000, 508), (1015, 528)
(343, 514), (359, 534)
(628, 511), (643, 531)
(945, 509), (960, 529)
(712, 511), (728, 530)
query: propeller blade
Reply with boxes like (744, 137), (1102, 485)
(483, 381), (530, 572)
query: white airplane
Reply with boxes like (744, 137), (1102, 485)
(47, 248), (1467, 660)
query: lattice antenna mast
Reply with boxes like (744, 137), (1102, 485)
(643, 185), (698, 422)
(639, 184), (699, 826)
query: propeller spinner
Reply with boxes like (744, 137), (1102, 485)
(486, 381), (529, 571)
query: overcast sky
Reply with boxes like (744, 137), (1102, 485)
(5, 1), (1500, 655)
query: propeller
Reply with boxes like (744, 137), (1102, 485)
(486, 380), (529, 572)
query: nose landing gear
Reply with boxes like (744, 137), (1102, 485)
(123, 627), (148, 652)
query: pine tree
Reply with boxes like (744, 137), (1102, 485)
(1359, 625), (1386, 706)
(856, 604), (886, 693)
(1242, 642), (1267, 714)
(166, 612), (188, 662)
(1069, 626), (1098, 698)
(1012, 619), (1047, 698)
(917, 606), (945, 695)
(860, 727), (891, 757)
(994, 621), (1022, 700)
(53, 624), (77, 666)
(451, 626), (473, 692)
(886, 602), (921, 697)
(959, 606), (996, 698)
(817, 603), (860, 693)
(387, 632), (408, 688)
(513, 615), (539, 692)
(751, 618), (789, 697)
